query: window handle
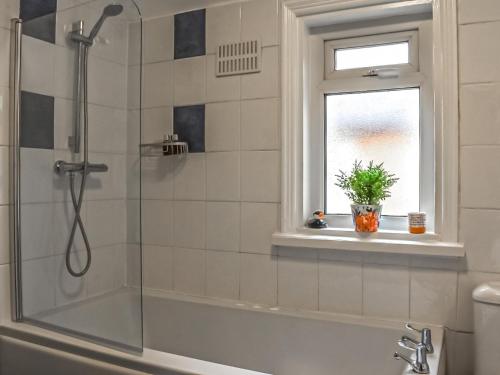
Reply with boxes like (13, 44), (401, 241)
(363, 68), (400, 78)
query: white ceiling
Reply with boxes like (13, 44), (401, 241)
(135, 0), (247, 19)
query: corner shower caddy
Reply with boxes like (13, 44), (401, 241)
(140, 135), (189, 157)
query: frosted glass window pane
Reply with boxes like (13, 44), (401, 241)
(335, 42), (409, 70)
(325, 88), (420, 216)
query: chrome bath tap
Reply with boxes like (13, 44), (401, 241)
(394, 343), (430, 374)
(399, 323), (434, 354)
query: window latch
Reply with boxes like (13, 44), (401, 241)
(363, 68), (400, 78)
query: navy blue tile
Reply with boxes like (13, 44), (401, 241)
(20, 0), (57, 21)
(174, 9), (206, 59)
(20, 91), (54, 149)
(23, 12), (56, 43)
(174, 105), (205, 153)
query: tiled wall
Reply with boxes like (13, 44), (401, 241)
(135, 1), (500, 374)
(135, 0), (281, 303)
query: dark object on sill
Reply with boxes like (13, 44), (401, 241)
(307, 210), (328, 229)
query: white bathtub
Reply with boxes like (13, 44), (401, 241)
(4, 288), (446, 375)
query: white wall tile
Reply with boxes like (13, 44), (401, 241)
(461, 209), (500, 272)
(206, 250), (239, 299)
(0, 206), (9, 265)
(173, 247), (206, 295)
(142, 157), (175, 200)
(206, 54), (241, 103)
(206, 4), (242, 54)
(0, 0), (19, 30)
(53, 97), (73, 151)
(206, 202), (240, 252)
(363, 264), (410, 320)
(22, 257), (56, 316)
(86, 200), (126, 248)
(143, 16), (174, 64)
(173, 154), (206, 201)
(319, 260), (362, 315)
(88, 57), (127, 109)
(142, 200), (173, 246)
(54, 253), (87, 306)
(127, 65), (141, 110)
(143, 61), (173, 108)
(456, 271), (500, 332)
(241, 98), (280, 151)
(240, 202), (279, 254)
(88, 105), (127, 153)
(241, 150), (280, 202)
(278, 256), (318, 310)
(174, 56), (206, 106)
(21, 203), (54, 260)
(459, 22), (500, 83)
(460, 84), (500, 145)
(410, 268), (457, 327)
(54, 45), (75, 100)
(206, 152), (240, 201)
(458, 0), (500, 24)
(205, 101), (240, 152)
(21, 36), (55, 96)
(126, 244), (141, 287)
(0, 264), (10, 322)
(241, 0), (279, 47)
(0, 28), (10, 88)
(87, 245), (126, 296)
(239, 253), (277, 305)
(142, 106), (173, 143)
(241, 46), (280, 99)
(461, 147), (500, 208)
(143, 245), (173, 291)
(20, 148), (53, 204)
(0, 86), (9, 146)
(128, 21), (141, 67)
(173, 201), (206, 249)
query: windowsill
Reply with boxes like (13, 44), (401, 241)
(271, 228), (465, 258)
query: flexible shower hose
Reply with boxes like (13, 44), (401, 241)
(65, 45), (92, 278)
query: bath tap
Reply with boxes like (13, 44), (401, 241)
(394, 343), (430, 374)
(400, 323), (434, 354)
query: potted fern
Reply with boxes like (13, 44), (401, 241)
(336, 161), (398, 233)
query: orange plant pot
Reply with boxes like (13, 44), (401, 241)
(351, 205), (382, 233)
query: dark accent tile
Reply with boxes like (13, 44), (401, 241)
(174, 105), (205, 153)
(174, 9), (206, 60)
(22, 12), (56, 44)
(20, 91), (54, 149)
(20, 0), (57, 21)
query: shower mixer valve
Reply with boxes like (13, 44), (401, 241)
(54, 160), (109, 175)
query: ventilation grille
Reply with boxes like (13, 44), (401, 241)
(216, 40), (261, 77)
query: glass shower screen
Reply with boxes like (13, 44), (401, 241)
(15, 0), (143, 351)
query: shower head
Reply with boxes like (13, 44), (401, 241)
(88, 4), (124, 42)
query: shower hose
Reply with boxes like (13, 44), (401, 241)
(65, 45), (92, 278)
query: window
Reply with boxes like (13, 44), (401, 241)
(275, 0), (462, 255)
(318, 24), (434, 231)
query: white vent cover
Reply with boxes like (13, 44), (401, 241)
(216, 40), (261, 77)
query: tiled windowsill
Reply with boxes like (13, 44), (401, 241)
(272, 228), (465, 258)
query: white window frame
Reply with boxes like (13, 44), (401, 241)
(324, 30), (419, 79)
(273, 0), (464, 257)
(318, 22), (434, 232)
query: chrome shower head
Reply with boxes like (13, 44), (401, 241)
(102, 4), (124, 17)
(88, 4), (124, 42)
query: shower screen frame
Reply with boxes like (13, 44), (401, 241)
(8, 7), (144, 353)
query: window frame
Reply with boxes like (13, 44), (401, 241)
(324, 30), (419, 79)
(275, 0), (462, 256)
(317, 23), (434, 232)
